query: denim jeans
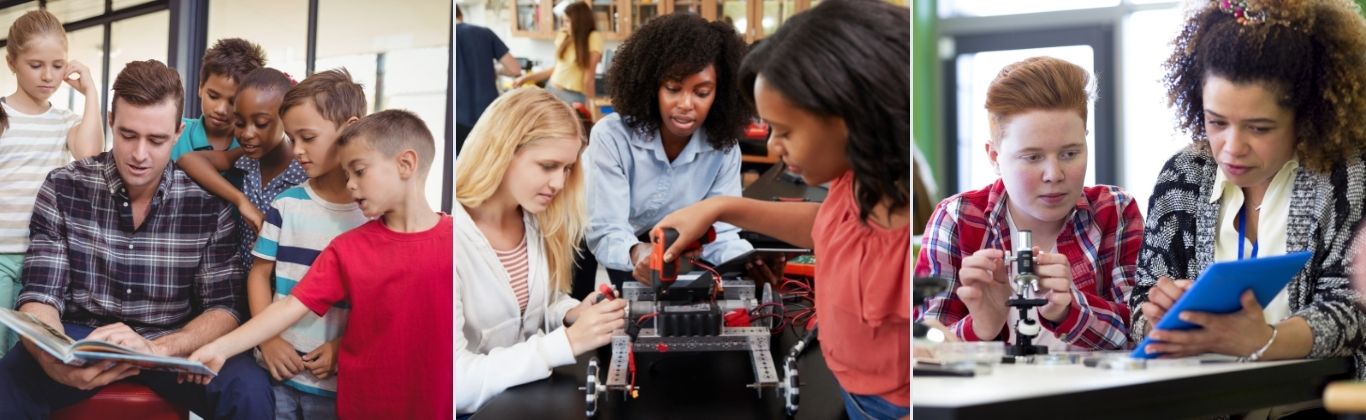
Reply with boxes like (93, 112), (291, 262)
(272, 382), (337, 419)
(839, 387), (909, 420)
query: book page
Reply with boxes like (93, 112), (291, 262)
(0, 307), (75, 360)
(69, 340), (142, 355)
(70, 351), (217, 377)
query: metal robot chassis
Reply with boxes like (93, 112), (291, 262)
(581, 279), (800, 417)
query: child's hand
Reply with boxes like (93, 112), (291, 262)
(630, 243), (653, 284)
(303, 339), (340, 380)
(566, 298), (626, 357)
(62, 60), (94, 95)
(630, 243), (700, 284)
(259, 336), (304, 381)
(1033, 248), (1075, 322)
(653, 201), (722, 264)
(180, 346), (225, 386)
(957, 249), (1013, 338)
(567, 286), (621, 325)
(238, 202), (265, 234)
(745, 254), (786, 288)
(565, 292), (598, 326)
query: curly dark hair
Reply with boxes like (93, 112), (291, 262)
(740, 0), (909, 224)
(606, 13), (751, 150)
(1165, 0), (1366, 172)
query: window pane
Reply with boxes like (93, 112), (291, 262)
(111, 0), (154, 10)
(44, 0), (105, 24)
(715, 0), (745, 34)
(940, 0), (1119, 18)
(317, 0), (450, 212)
(0, 3), (38, 101)
(954, 46), (1096, 192)
(207, 0), (308, 80)
(1121, 8), (1186, 211)
(759, 0), (796, 38)
(0, 3), (39, 42)
(759, 0), (797, 37)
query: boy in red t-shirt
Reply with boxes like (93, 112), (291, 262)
(184, 110), (452, 419)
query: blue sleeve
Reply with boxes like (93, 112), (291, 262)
(251, 201), (284, 261)
(586, 121), (642, 271)
(170, 118), (198, 161)
(170, 133), (193, 162)
(700, 145), (752, 265)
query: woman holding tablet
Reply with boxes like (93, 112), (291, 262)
(1129, 0), (1366, 383)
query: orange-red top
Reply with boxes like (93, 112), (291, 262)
(811, 171), (910, 406)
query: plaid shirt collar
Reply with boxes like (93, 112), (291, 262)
(99, 153), (174, 211)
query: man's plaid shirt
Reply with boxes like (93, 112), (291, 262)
(17, 152), (243, 339)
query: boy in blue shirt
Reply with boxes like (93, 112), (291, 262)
(170, 38), (267, 187)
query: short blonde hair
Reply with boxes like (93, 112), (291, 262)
(337, 109), (436, 176)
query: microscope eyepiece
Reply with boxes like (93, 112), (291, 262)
(1012, 230), (1039, 293)
(1014, 230), (1036, 276)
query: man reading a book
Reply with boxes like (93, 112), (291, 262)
(0, 60), (272, 419)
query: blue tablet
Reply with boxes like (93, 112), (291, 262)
(1130, 251), (1312, 359)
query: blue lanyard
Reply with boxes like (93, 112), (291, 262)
(1238, 205), (1259, 260)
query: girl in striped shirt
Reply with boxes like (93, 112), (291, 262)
(0, 10), (104, 357)
(455, 88), (626, 417)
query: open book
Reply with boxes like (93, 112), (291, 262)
(0, 308), (216, 377)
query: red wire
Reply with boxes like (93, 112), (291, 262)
(782, 278), (811, 292)
(785, 307), (814, 332)
(635, 312), (657, 327)
(750, 302), (783, 315)
(691, 258), (724, 302)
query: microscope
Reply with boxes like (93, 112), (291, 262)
(1005, 230), (1049, 358)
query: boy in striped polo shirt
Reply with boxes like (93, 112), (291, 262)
(247, 69), (366, 418)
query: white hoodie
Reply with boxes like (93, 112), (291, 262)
(454, 204), (580, 414)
